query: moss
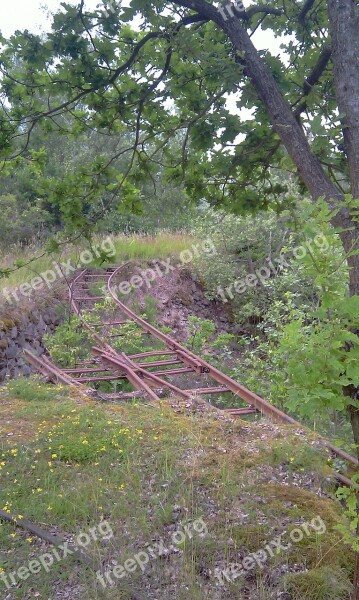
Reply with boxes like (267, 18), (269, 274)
(0, 315), (18, 331)
(230, 524), (269, 551)
(268, 439), (329, 473)
(262, 484), (339, 526)
(284, 566), (352, 599)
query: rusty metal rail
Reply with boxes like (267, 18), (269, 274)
(25, 264), (357, 486)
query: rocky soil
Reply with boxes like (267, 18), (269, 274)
(125, 262), (240, 342)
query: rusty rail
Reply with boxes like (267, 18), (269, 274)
(24, 264), (358, 484)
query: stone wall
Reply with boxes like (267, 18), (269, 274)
(0, 306), (63, 382)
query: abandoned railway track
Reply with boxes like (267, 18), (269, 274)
(22, 264), (358, 487)
(2, 262), (357, 568)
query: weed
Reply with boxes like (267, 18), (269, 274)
(268, 440), (328, 474)
(43, 316), (93, 367)
(186, 316), (234, 357)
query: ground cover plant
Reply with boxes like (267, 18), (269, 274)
(0, 379), (354, 599)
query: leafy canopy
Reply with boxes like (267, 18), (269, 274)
(0, 0), (347, 235)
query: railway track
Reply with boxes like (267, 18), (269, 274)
(2, 262), (357, 572)
(22, 264), (357, 487)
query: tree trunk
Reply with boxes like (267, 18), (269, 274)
(325, 5), (359, 594)
(327, 0), (359, 200)
(326, 0), (359, 300)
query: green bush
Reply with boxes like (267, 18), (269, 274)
(193, 204), (346, 329)
(43, 316), (93, 368)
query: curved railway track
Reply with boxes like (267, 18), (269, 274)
(2, 262), (357, 567)
(23, 264), (357, 486)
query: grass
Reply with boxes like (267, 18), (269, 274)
(110, 232), (193, 261)
(285, 566), (353, 599)
(0, 232), (193, 302)
(0, 378), (354, 599)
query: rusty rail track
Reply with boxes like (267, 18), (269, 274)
(24, 264), (357, 488)
(2, 261), (356, 563)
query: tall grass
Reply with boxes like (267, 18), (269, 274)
(0, 232), (194, 297)
(111, 232), (193, 260)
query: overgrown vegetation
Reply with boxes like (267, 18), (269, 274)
(0, 232), (193, 300)
(1, 0), (359, 595)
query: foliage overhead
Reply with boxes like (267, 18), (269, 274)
(0, 0), (353, 235)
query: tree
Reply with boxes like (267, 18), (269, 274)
(0, 0), (358, 582)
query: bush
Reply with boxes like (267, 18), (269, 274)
(43, 316), (93, 368)
(0, 194), (48, 248)
(192, 204), (345, 329)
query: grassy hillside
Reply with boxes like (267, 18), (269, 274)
(0, 232), (193, 301)
(0, 378), (353, 599)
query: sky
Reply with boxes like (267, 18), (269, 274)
(0, 0), (285, 120)
(0, 0), (97, 37)
(0, 0), (282, 52)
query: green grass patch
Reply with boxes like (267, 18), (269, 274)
(6, 375), (69, 403)
(284, 566), (353, 599)
(0, 386), (354, 600)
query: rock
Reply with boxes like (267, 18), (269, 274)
(0, 301), (64, 382)
(21, 365), (32, 377)
(37, 316), (47, 334)
(0, 338), (8, 350)
(16, 334), (26, 346)
(9, 366), (22, 378)
(23, 324), (37, 339)
(5, 345), (19, 359)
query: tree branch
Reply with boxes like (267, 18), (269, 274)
(298, 0), (317, 25)
(293, 43), (332, 119)
(245, 5), (284, 18)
